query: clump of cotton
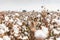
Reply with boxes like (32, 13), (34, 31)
(3, 36), (11, 40)
(0, 24), (9, 34)
(56, 37), (60, 40)
(34, 26), (49, 39)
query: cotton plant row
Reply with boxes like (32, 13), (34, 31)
(0, 10), (60, 40)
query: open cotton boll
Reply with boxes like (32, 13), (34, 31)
(3, 36), (11, 40)
(0, 24), (9, 34)
(17, 21), (22, 25)
(50, 13), (53, 15)
(15, 13), (19, 16)
(52, 29), (60, 34)
(57, 28), (60, 31)
(48, 37), (54, 40)
(24, 16), (28, 21)
(22, 36), (28, 40)
(35, 30), (48, 39)
(37, 14), (41, 17)
(14, 33), (18, 37)
(0, 29), (5, 34)
(0, 38), (3, 40)
(0, 24), (9, 33)
(4, 27), (9, 32)
(48, 38), (54, 40)
(56, 37), (60, 40)
(0, 24), (6, 29)
(53, 19), (60, 24)
(22, 26), (26, 30)
(35, 26), (49, 39)
(5, 16), (9, 21)
(9, 18), (14, 22)
(28, 21), (31, 25)
(42, 26), (49, 34)
(13, 25), (19, 34)
(50, 25), (54, 29)
(16, 19), (22, 25)
(46, 18), (50, 23)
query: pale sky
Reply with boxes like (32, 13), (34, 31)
(0, 0), (60, 11)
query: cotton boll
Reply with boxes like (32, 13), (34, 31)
(3, 36), (11, 40)
(42, 26), (49, 35)
(22, 26), (26, 30)
(0, 24), (8, 34)
(28, 21), (31, 25)
(53, 29), (60, 34)
(35, 30), (48, 39)
(0, 24), (6, 29)
(14, 33), (18, 37)
(22, 36), (28, 39)
(17, 21), (22, 25)
(50, 25), (54, 29)
(5, 16), (9, 21)
(35, 26), (49, 39)
(0, 29), (5, 34)
(37, 14), (41, 17)
(57, 28), (60, 31)
(9, 18), (14, 22)
(48, 37), (54, 40)
(50, 13), (53, 15)
(24, 16), (28, 21)
(24, 32), (28, 35)
(0, 38), (3, 40)
(48, 38), (53, 40)
(15, 13), (19, 16)
(56, 37), (60, 40)
(19, 36), (22, 39)
(5, 27), (9, 32)
(35, 30), (43, 38)
(53, 19), (60, 24)
(13, 25), (19, 34)
(46, 18), (50, 23)
(16, 19), (22, 25)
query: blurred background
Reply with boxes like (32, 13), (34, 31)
(0, 0), (60, 11)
